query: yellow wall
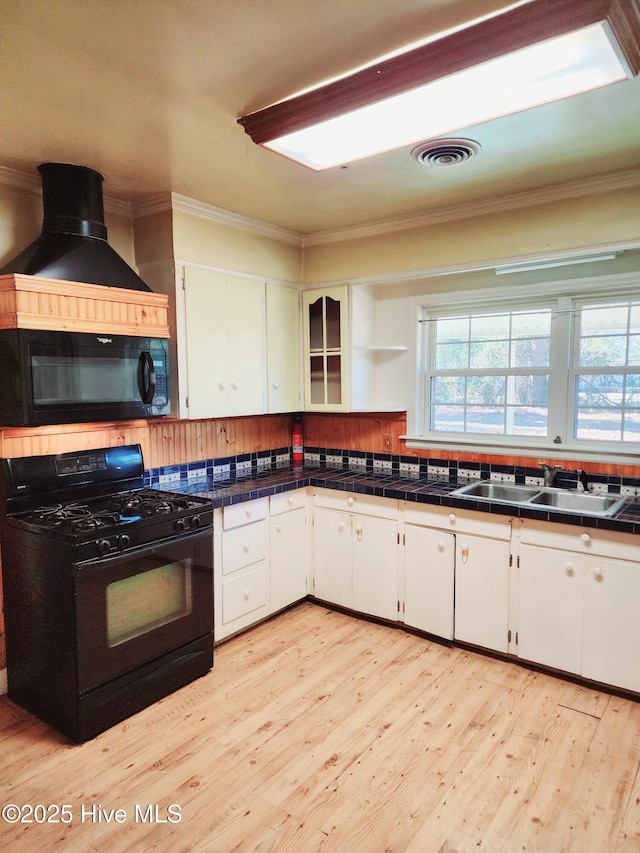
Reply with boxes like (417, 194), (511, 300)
(172, 208), (302, 283)
(303, 185), (640, 284)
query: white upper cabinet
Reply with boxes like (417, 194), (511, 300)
(265, 282), (301, 413)
(302, 286), (350, 411)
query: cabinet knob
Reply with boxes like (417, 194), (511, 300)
(355, 524), (363, 541)
(339, 520), (346, 531)
(231, 382), (239, 390)
(243, 590), (250, 600)
(218, 382), (227, 391)
(461, 543), (469, 563)
(592, 567), (603, 580)
(347, 497), (354, 506)
(581, 533), (591, 544)
(287, 496), (294, 505)
(275, 522), (282, 533)
(437, 540), (445, 551)
(272, 381), (280, 390)
(448, 513), (456, 524)
(564, 562), (574, 576)
(242, 542), (250, 552)
(245, 507), (252, 517)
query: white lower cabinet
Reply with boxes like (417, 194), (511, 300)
(214, 498), (270, 641)
(402, 517), (455, 640)
(269, 491), (310, 613)
(312, 490), (399, 621)
(517, 520), (640, 693)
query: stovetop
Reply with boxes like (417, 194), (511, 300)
(18, 488), (209, 535)
(4, 487), (213, 561)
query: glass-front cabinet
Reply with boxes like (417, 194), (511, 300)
(302, 285), (349, 411)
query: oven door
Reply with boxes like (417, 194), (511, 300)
(74, 527), (213, 693)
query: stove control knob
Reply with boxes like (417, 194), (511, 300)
(190, 515), (201, 529)
(117, 534), (131, 550)
(97, 538), (112, 555)
(174, 518), (187, 532)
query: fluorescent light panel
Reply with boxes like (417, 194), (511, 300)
(264, 23), (630, 170)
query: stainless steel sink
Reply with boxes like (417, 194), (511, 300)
(529, 489), (627, 516)
(451, 481), (540, 503)
(451, 480), (627, 517)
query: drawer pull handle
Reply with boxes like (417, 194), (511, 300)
(449, 513), (456, 524)
(347, 497), (354, 506)
(287, 496), (293, 505)
(356, 524), (363, 541)
(461, 544), (469, 563)
(581, 533), (591, 544)
(593, 567), (603, 580)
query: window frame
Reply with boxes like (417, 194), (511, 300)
(410, 272), (640, 462)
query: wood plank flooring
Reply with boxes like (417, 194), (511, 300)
(1, 601), (639, 852)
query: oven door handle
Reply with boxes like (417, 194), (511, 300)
(137, 351), (156, 405)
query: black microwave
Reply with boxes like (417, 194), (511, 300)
(0, 329), (170, 426)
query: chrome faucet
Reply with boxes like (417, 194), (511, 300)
(576, 468), (591, 492)
(538, 461), (562, 487)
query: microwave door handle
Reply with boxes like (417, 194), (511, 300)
(137, 351), (156, 404)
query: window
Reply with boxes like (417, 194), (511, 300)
(573, 300), (640, 442)
(419, 288), (640, 453)
(429, 308), (552, 436)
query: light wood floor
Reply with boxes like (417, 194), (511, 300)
(2, 601), (640, 852)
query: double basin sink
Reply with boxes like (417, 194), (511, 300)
(451, 480), (627, 517)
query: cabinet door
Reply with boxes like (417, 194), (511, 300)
(403, 524), (455, 639)
(352, 514), (398, 622)
(183, 268), (265, 418)
(454, 533), (510, 653)
(518, 543), (583, 674)
(225, 274), (265, 416)
(266, 283), (300, 413)
(302, 286), (349, 411)
(312, 508), (352, 608)
(582, 556), (640, 693)
(270, 506), (308, 613)
(184, 267), (229, 418)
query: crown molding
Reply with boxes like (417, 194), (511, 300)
(167, 193), (303, 246)
(302, 167), (640, 247)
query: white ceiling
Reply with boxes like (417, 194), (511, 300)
(1, 0), (639, 236)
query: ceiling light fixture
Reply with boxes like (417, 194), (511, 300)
(238, 0), (640, 171)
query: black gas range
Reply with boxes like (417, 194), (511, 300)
(0, 444), (214, 742)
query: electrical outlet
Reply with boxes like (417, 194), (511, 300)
(257, 457), (271, 471)
(525, 476), (544, 486)
(158, 471), (181, 485)
(492, 472), (515, 483)
(305, 452), (320, 466)
(276, 454), (289, 468)
(373, 458), (392, 473)
(326, 454), (343, 468)
(383, 433), (392, 451)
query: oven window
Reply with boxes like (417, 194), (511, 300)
(106, 558), (193, 647)
(31, 354), (140, 404)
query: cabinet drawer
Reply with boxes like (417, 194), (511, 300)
(221, 563), (268, 624)
(313, 489), (398, 519)
(403, 502), (511, 540)
(519, 518), (639, 561)
(222, 497), (268, 530)
(270, 489), (308, 515)
(222, 520), (267, 573)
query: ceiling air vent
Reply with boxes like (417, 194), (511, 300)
(412, 138), (481, 166)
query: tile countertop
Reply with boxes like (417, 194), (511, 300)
(169, 466), (640, 535)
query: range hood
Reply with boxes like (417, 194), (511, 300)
(0, 162), (151, 292)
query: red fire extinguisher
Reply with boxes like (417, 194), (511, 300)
(292, 415), (303, 469)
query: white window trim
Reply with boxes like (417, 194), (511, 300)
(405, 270), (640, 464)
